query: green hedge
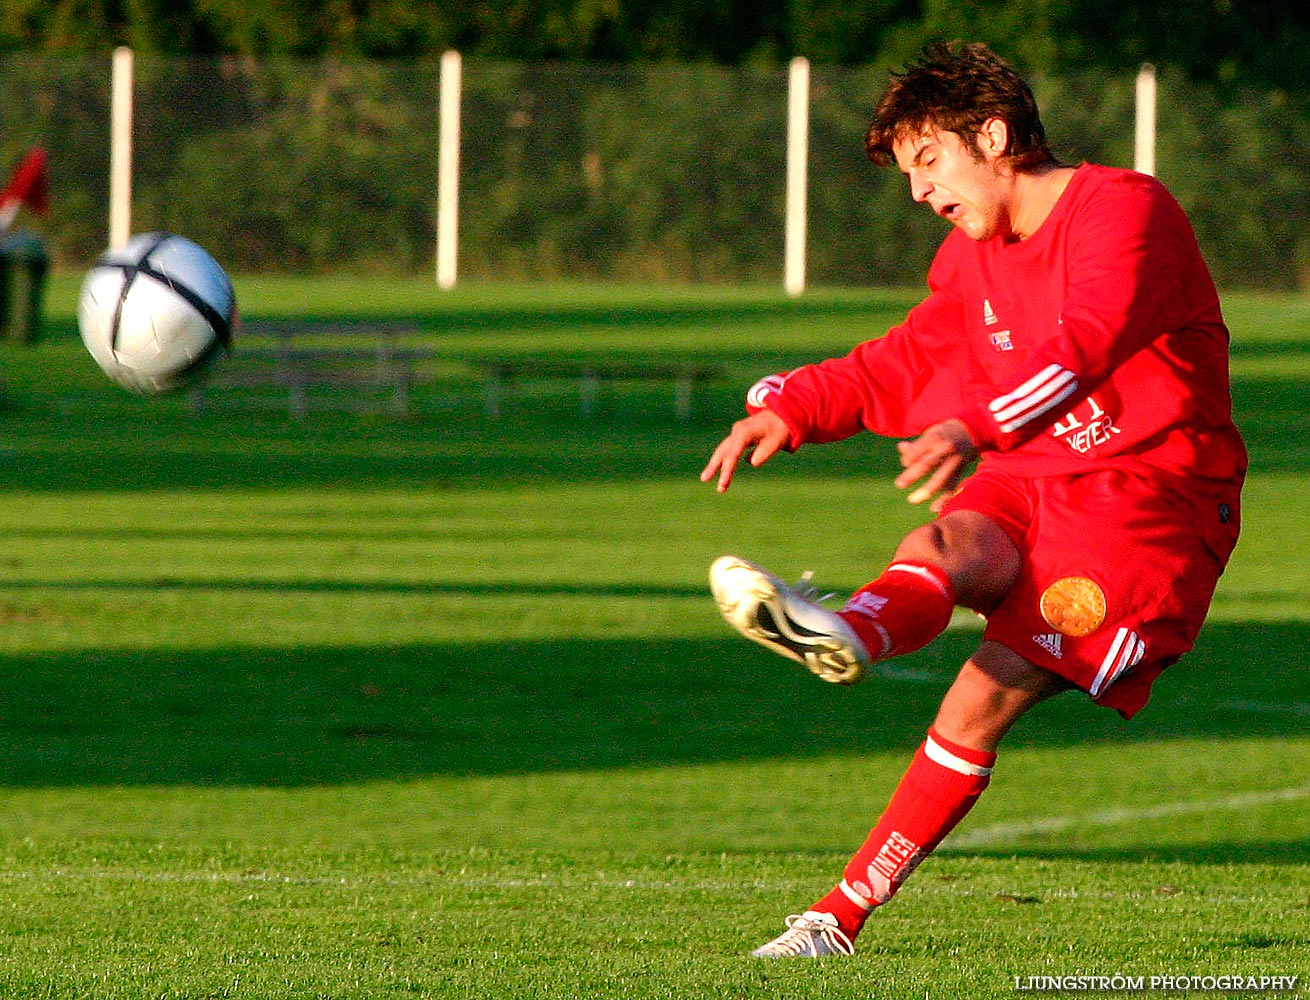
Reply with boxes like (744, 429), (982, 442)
(2, 55), (1306, 289)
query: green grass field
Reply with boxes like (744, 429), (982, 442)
(0, 276), (1306, 998)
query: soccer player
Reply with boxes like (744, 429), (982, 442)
(700, 42), (1246, 958)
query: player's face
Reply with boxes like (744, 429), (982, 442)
(892, 125), (1011, 242)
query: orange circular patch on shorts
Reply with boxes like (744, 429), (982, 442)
(1039, 576), (1107, 637)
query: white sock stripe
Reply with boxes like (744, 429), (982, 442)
(885, 562), (952, 598)
(924, 735), (993, 777)
(838, 879), (873, 911)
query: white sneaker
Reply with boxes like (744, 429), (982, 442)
(751, 911), (856, 958)
(709, 555), (870, 685)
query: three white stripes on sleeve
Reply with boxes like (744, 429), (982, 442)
(988, 363), (1079, 434)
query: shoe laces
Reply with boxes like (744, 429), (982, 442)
(793, 571), (836, 605)
(771, 913), (855, 957)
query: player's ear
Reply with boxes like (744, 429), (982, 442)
(976, 118), (1010, 158)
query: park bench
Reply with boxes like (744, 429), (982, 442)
(477, 358), (726, 422)
(188, 320), (434, 418)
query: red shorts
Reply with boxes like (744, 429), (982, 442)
(941, 466), (1241, 718)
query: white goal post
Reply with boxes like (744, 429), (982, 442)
(784, 56), (810, 297)
(1135, 63), (1157, 177)
(109, 46), (134, 249)
(436, 50), (463, 290)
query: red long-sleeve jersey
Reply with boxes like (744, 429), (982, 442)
(751, 164), (1247, 487)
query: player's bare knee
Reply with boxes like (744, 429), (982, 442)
(894, 515), (1017, 611)
(895, 522), (948, 563)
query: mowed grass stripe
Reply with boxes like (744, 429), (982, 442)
(0, 279), (1302, 997)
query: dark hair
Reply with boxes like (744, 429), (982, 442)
(865, 42), (1054, 171)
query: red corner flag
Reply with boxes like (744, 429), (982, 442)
(0, 147), (49, 230)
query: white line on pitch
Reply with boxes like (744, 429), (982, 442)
(947, 785), (1310, 849)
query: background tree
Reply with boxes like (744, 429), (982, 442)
(2, 0), (1309, 96)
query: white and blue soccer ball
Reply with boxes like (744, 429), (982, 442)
(78, 232), (236, 395)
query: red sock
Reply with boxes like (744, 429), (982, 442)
(808, 728), (996, 939)
(837, 561), (955, 661)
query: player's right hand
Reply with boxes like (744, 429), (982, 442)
(700, 409), (792, 493)
(895, 418), (978, 510)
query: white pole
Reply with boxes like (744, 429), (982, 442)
(109, 46), (134, 248)
(784, 56), (809, 298)
(436, 50), (462, 290)
(1134, 63), (1156, 177)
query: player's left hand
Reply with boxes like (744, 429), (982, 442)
(895, 418), (979, 511)
(700, 408), (792, 493)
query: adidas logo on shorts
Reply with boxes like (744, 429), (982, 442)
(1032, 633), (1063, 658)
